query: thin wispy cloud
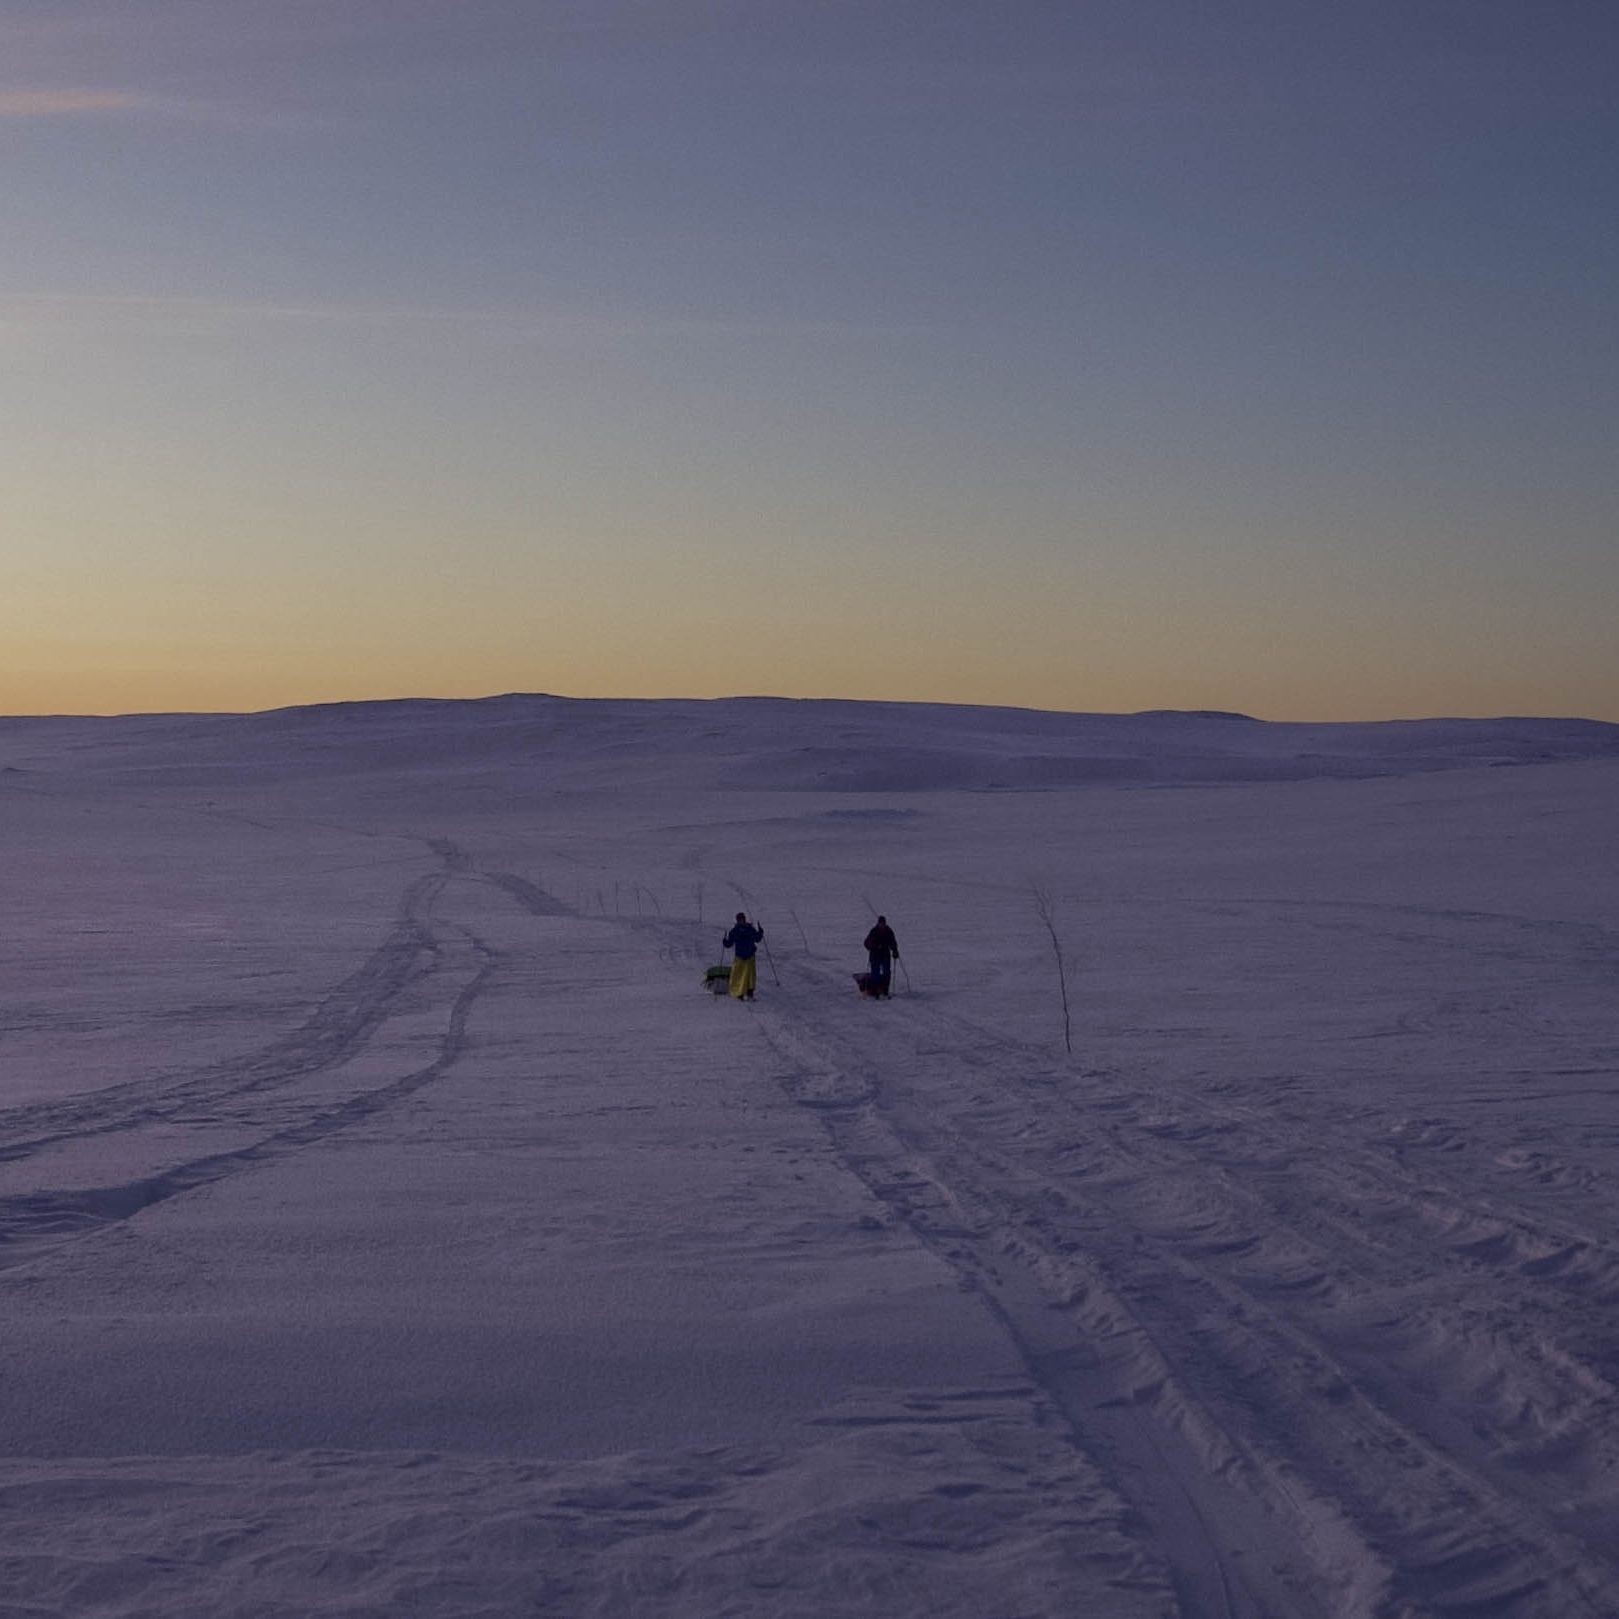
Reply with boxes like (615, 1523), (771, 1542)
(0, 292), (899, 345)
(0, 86), (310, 130)
(0, 88), (151, 118)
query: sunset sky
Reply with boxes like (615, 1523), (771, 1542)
(4, 1), (1615, 720)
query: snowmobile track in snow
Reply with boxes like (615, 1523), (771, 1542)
(0, 868), (450, 1163)
(753, 984), (1325, 1619)
(0, 941), (494, 1269)
(749, 949), (1619, 1618)
(0, 841), (512, 1272)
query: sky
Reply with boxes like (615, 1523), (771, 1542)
(2, 0), (1616, 720)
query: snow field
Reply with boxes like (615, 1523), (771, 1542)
(1, 699), (1617, 1616)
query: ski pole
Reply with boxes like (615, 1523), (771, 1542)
(896, 954), (912, 995)
(760, 922), (781, 987)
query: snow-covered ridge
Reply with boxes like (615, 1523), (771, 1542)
(2, 693), (1617, 790)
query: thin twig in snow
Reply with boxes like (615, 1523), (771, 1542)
(1031, 883), (1073, 1055)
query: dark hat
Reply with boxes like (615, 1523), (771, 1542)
(735, 911), (747, 922)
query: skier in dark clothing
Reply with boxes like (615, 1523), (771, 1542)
(863, 916), (899, 998)
(723, 912), (764, 1000)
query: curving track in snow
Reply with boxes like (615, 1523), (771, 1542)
(0, 841), (529, 1274)
(738, 937), (1619, 1618)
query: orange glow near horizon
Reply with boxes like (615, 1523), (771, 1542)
(4, 7), (1615, 727)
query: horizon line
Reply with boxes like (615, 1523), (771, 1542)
(1, 690), (1614, 730)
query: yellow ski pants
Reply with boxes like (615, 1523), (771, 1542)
(728, 957), (757, 998)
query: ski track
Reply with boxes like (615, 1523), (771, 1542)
(0, 851), (454, 1157)
(689, 927), (1619, 1619)
(0, 840), (570, 1275)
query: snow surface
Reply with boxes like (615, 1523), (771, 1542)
(1, 695), (1617, 1617)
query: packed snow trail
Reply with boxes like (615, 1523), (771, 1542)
(0, 843), (501, 1269)
(720, 938), (1619, 1617)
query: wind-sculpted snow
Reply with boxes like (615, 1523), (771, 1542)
(0, 699), (1616, 1616)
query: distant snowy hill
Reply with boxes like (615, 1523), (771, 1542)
(2, 694), (1617, 791)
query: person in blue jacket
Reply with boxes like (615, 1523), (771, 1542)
(863, 916), (899, 997)
(723, 912), (764, 1000)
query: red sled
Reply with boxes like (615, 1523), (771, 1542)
(853, 972), (891, 998)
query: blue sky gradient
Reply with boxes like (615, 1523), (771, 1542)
(3, 1), (1615, 717)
